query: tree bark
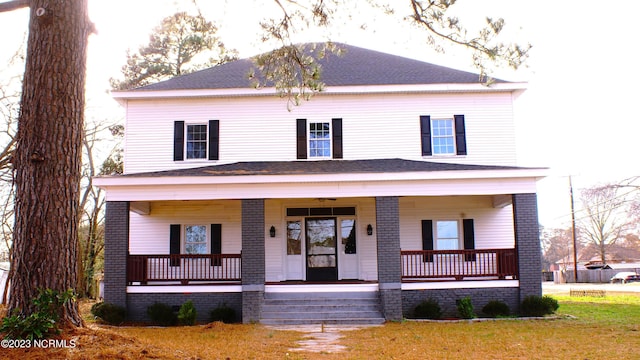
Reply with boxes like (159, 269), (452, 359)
(9, 0), (91, 326)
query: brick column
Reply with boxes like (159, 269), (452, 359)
(513, 193), (542, 300)
(104, 201), (129, 309)
(375, 196), (403, 321)
(241, 199), (265, 323)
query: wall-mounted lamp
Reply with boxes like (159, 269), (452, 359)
(366, 224), (373, 236)
(269, 225), (276, 238)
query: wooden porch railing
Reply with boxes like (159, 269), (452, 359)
(127, 254), (241, 284)
(401, 248), (517, 280)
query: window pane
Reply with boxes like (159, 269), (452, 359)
(437, 239), (459, 250)
(436, 221), (459, 250)
(437, 221), (458, 238)
(186, 124), (207, 159)
(431, 119), (455, 155)
(341, 219), (356, 254)
(185, 243), (207, 254)
(185, 225), (207, 254)
(287, 221), (302, 255)
(309, 122), (331, 158)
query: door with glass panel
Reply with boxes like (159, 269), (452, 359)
(286, 220), (304, 280)
(305, 218), (338, 281)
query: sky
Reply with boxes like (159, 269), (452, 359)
(0, 0), (639, 229)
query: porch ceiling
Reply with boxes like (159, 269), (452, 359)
(95, 159), (547, 202)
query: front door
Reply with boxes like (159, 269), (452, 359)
(306, 218), (338, 281)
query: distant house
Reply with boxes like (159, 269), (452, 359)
(95, 43), (546, 323)
(0, 262), (8, 302)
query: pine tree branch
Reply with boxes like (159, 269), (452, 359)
(0, 0), (29, 13)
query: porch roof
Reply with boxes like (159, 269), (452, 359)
(94, 159), (547, 201)
(117, 158), (538, 178)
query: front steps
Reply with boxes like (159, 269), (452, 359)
(260, 291), (385, 325)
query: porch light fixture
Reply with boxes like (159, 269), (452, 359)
(269, 225), (276, 238)
(367, 224), (373, 236)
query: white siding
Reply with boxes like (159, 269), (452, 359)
(123, 91), (518, 174)
(399, 196), (515, 251)
(129, 200), (241, 254)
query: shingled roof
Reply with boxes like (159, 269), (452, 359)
(134, 43), (496, 91)
(120, 158), (532, 178)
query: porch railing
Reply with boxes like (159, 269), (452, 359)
(401, 248), (517, 280)
(127, 254), (242, 284)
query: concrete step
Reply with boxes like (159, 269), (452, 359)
(260, 291), (384, 325)
(262, 303), (381, 312)
(264, 291), (379, 300)
(260, 310), (383, 319)
(260, 317), (385, 325)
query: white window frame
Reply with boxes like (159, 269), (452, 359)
(431, 118), (456, 156)
(308, 121), (332, 159)
(434, 220), (461, 250)
(184, 224), (209, 254)
(185, 123), (208, 160)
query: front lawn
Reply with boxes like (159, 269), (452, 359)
(1, 295), (639, 359)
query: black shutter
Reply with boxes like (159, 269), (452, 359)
(421, 220), (434, 262)
(170, 224), (181, 266)
(211, 224), (222, 266)
(208, 120), (219, 160)
(173, 121), (185, 161)
(332, 118), (343, 159)
(454, 114), (467, 155)
(420, 115), (432, 156)
(296, 119), (307, 159)
(463, 219), (476, 261)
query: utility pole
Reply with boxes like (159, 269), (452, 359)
(569, 176), (579, 283)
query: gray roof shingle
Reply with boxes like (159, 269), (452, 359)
(120, 158), (533, 178)
(133, 43), (497, 91)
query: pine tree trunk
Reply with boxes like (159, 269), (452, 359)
(9, 0), (91, 326)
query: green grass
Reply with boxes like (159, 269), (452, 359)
(3, 295), (640, 359)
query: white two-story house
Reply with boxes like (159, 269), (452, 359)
(95, 43), (546, 324)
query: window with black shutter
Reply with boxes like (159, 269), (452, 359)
(420, 115), (467, 156)
(173, 120), (220, 161)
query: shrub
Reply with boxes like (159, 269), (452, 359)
(413, 298), (442, 319)
(209, 303), (237, 323)
(91, 302), (126, 325)
(147, 302), (177, 326)
(178, 300), (197, 326)
(482, 300), (511, 318)
(0, 288), (75, 340)
(456, 296), (476, 319)
(520, 295), (559, 317)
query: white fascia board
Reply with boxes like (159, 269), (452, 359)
(110, 82), (528, 101)
(95, 171), (546, 202)
(93, 167), (547, 188)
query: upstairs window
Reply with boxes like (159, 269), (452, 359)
(309, 122), (331, 158)
(431, 119), (455, 155)
(174, 120), (220, 161)
(420, 115), (467, 156)
(297, 118), (343, 159)
(186, 124), (208, 160)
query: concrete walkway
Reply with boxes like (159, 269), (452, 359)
(267, 324), (380, 354)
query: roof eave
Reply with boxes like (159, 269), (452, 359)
(110, 82), (527, 101)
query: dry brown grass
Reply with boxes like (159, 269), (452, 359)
(1, 296), (639, 359)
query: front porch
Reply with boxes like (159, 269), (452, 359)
(105, 194), (541, 323)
